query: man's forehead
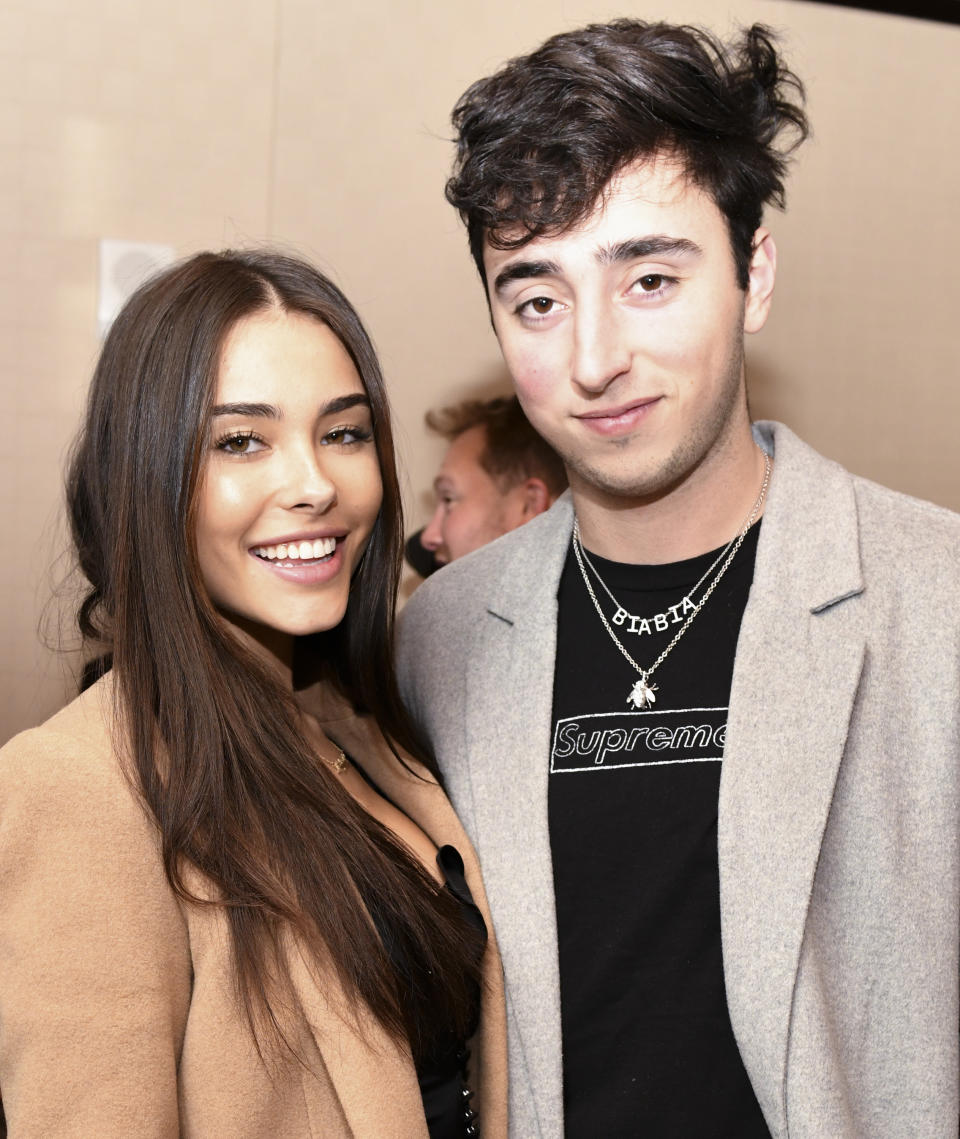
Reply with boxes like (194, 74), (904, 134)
(438, 424), (489, 476)
(482, 157), (717, 280)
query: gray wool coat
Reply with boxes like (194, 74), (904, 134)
(396, 421), (960, 1139)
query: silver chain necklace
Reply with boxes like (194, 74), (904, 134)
(576, 527), (737, 637)
(572, 450), (771, 711)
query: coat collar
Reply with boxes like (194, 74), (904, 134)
(484, 420), (866, 620)
(483, 491), (575, 625)
(461, 496), (573, 1139)
(719, 421), (866, 1131)
(749, 420), (864, 614)
(294, 683), (508, 1138)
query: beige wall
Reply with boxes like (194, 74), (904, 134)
(2, 0), (958, 743)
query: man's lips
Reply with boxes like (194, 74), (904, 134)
(575, 396), (662, 435)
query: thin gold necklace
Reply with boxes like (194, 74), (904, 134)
(320, 745), (349, 774)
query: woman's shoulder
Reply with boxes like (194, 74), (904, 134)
(0, 673), (137, 814)
(0, 671), (184, 940)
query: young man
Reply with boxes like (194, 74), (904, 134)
(397, 20), (960, 1139)
(419, 395), (567, 566)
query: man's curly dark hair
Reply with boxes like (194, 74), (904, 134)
(446, 20), (809, 290)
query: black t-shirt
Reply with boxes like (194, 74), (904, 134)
(550, 522), (770, 1138)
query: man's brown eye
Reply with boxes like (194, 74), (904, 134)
(639, 274), (663, 291)
(531, 297), (553, 313)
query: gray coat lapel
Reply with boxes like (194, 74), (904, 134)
(720, 423), (866, 1135)
(464, 496), (574, 1139)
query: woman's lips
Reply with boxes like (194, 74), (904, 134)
(249, 539), (344, 584)
(576, 396), (661, 436)
(253, 536), (337, 561)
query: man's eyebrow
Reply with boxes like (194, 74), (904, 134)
(493, 259), (562, 295)
(598, 237), (703, 265)
(491, 238), (702, 295)
(209, 393), (370, 419)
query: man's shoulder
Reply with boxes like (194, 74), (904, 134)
(852, 472), (960, 540)
(762, 419), (960, 562)
(850, 474), (960, 583)
(402, 493), (573, 630)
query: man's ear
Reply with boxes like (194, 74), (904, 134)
(743, 228), (777, 335)
(520, 477), (551, 519)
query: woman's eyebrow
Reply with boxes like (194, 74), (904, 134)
(320, 393), (371, 416)
(209, 394), (371, 419)
(210, 402), (280, 419)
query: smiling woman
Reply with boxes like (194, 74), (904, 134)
(0, 251), (506, 1138)
(197, 311), (383, 647)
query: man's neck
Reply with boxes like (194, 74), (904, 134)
(572, 433), (769, 565)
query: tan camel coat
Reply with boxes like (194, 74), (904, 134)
(0, 674), (507, 1137)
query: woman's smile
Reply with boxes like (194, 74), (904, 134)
(249, 535), (344, 584)
(252, 535), (338, 562)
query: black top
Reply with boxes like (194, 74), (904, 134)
(415, 846), (485, 1139)
(550, 522), (770, 1137)
(352, 748), (486, 1139)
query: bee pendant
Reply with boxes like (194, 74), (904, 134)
(627, 678), (658, 710)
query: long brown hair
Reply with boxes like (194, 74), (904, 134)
(66, 250), (480, 1059)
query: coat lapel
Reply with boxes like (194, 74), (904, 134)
(461, 496), (575, 1139)
(720, 423), (866, 1135)
(295, 686), (509, 1138)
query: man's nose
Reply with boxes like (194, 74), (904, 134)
(571, 307), (631, 394)
(420, 504), (444, 551)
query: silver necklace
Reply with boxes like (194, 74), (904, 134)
(575, 528), (738, 637)
(572, 450), (771, 710)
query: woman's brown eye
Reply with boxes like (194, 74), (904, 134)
(639, 274), (663, 291)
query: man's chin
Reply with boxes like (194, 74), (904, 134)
(567, 456), (690, 505)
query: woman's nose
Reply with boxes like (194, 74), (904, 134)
(282, 446), (337, 512)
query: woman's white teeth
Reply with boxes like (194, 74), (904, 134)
(255, 537), (337, 561)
